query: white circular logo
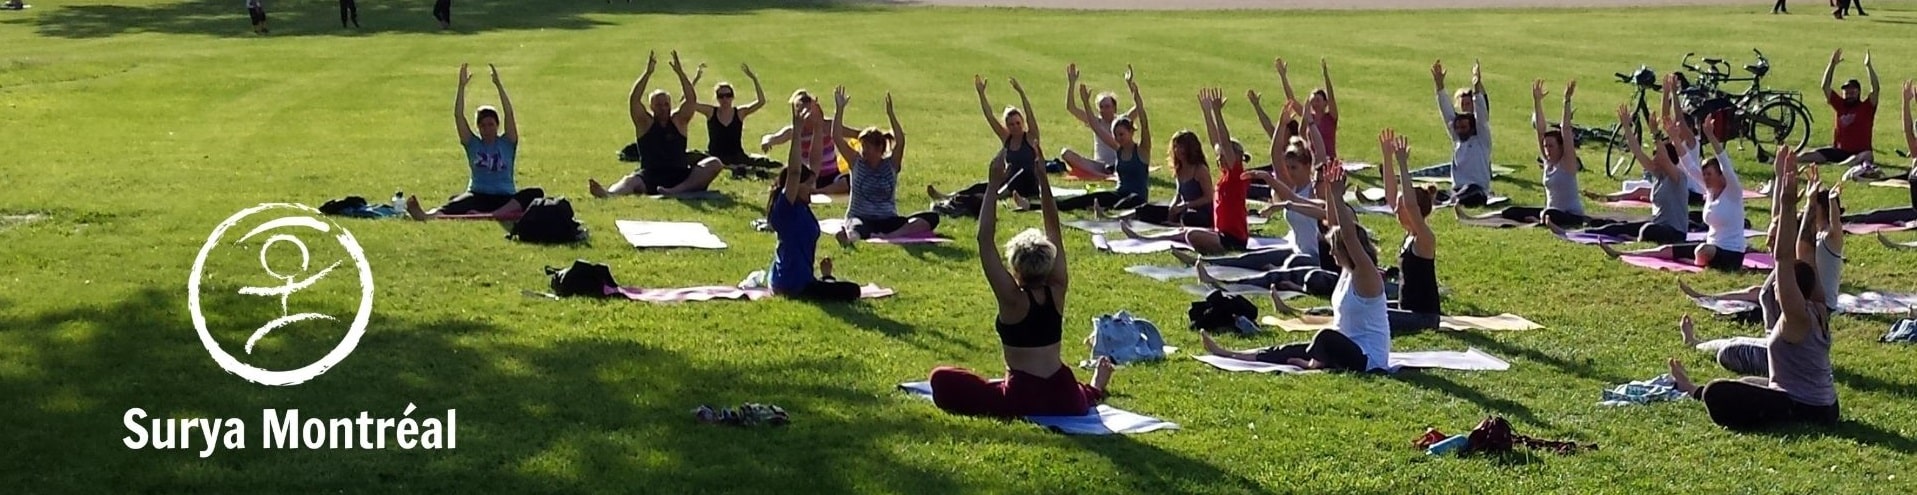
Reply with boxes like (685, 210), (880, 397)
(188, 203), (374, 386)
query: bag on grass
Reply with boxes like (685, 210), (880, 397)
(1186, 290), (1259, 331)
(1086, 311), (1167, 365)
(546, 260), (618, 298)
(509, 197), (587, 244)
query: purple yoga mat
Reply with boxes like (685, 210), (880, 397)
(1843, 222), (1917, 235)
(1619, 253), (1776, 273)
(608, 284), (894, 302)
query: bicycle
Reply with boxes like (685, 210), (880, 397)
(1675, 49), (1812, 164)
(1602, 66), (1662, 178)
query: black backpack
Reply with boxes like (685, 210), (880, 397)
(618, 142), (642, 162)
(1186, 290), (1259, 331)
(546, 260), (618, 298)
(509, 197), (587, 244)
(318, 196), (368, 216)
(932, 194), (985, 218)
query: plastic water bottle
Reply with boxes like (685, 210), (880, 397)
(392, 191), (405, 207)
(1425, 434), (1470, 456)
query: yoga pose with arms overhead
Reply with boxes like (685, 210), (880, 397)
(1669, 147), (1840, 430)
(1056, 65), (1153, 213)
(688, 63), (778, 170)
(1597, 112), (1749, 271)
(406, 64), (542, 221)
(833, 87), (941, 241)
(926, 152), (1116, 418)
(1678, 181), (1845, 376)
(1552, 107), (1693, 244)
(1435, 59), (1494, 206)
(1277, 57), (1341, 159)
(591, 51), (724, 198)
(1117, 88), (1248, 255)
(1463, 79), (1602, 227)
(1201, 162), (1392, 372)
(927, 75), (1048, 207)
(1800, 49), (1880, 170)
(1058, 63), (1141, 179)
(761, 89), (862, 194)
(1846, 80), (1917, 226)
(765, 100), (868, 302)
(1189, 102), (1342, 297)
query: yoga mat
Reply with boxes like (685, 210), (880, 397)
(811, 194), (835, 205)
(1123, 264), (1264, 282)
(1179, 284), (1304, 300)
(1686, 229), (1767, 243)
(1695, 336), (1768, 353)
(1065, 219), (1165, 234)
(1342, 162), (1377, 173)
(1437, 196), (1511, 208)
(1408, 164), (1517, 182)
(1691, 296), (1759, 315)
(1844, 221), (1917, 235)
(1869, 179), (1911, 188)
(1611, 186), (1764, 200)
(1881, 234), (1917, 249)
(1092, 234), (1292, 254)
(610, 284), (894, 303)
(1342, 187), (1388, 204)
(897, 382), (1178, 435)
(1618, 253), (1775, 273)
(1261, 314), (1540, 332)
(615, 220), (728, 249)
(1457, 216), (1534, 229)
(1554, 230), (1624, 245)
(817, 219), (952, 244)
(1836, 292), (1917, 315)
(1193, 348), (1509, 373)
(1063, 166), (1164, 181)
(437, 211), (519, 221)
(647, 190), (724, 200)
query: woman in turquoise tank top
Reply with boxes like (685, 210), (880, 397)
(1057, 66), (1151, 213)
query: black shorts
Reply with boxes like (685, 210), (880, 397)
(1808, 147), (1857, 163)
(1673, 243), (1747, 272)
(248, 7), (267, 24)
(850, 213), (941, 238)
(439, 188), (544, 214)
(814, 171), (848, 190)
(1218, 232), (1249, 252)
(640, 165), (691, 194)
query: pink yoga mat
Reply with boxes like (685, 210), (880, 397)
(1844, 222), (1917, 235)
(817, 219), (952, 244)
(609, 284), (894, 302)
(1600, 200), (1653, 209)
(1619, 253), (1776, 273)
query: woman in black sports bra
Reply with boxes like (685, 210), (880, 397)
(926, 153), (1116, 419)
(688, 63), (779, 170)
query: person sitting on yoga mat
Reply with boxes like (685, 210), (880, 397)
(1057, 66), (1152, 213)
(590, 51), (725, 198)
(1463, 79), (1607, 227)
(1583, 77), (1707, 206)
(1550, 107), (1694, 244)
(1596, 113), (1749, 271)
(761, 89), (862, 194)
(766, 101), (867, 302)
(1276, 57), (1341, 159)
(926, 153), (1117, 418)
(1116, 88), (1249, 255)
(686, 63), (778, 170)
(1679, 180), (1846, 330)
(926, 76), (1048, 207)
(1843, 80), (1917, 226)
(1199, 164), (1392, 372)
(405, 64), (543, 221)
(1188, 104), (1347, 297)
(1668, 148), (1841, 430)
(1799, 49), (1880, 171)
(1058, 63), (1142, 180)
(829, 87), (940, 242)
(1111, 130), (1213, 227)
(1434, 59), (1495, 206)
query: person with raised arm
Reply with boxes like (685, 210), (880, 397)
(927, 76), (1048, 208)
(1668, 146), (1840, 430)
(1597, 111), (1748, 271)
(687, 63), (779, 170)
(1277, 57), (1341, 159)
(1462, 80), (1604, 227)
(1550, 106), (1692, 244)
(1849, 80), (1917, 226)
(405, 64), (543, 221)
(1200, 161), (1392, 372)
(764, 99), (869, 302)
(1115, 88), (1248, 255)
(925, 151), (1116, 419)
(1799, 49), (1880, 172)
(1058, 64), (1142, 180)
(1188, 101), (1342, 297)
(591, 51), (724, 198)
(832, 87), (941, 241)
(1056, 65), (1152, 212)
(1434, 59), (1494, 206)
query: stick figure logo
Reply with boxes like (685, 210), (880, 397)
(187, 204), (374, 386)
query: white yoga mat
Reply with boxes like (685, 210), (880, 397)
(615, 220), (727, 249)
(1836, 292), (1917, 315)
(1179, 284), (1304, 300)
(1193, 348), (1510, 373)
(1093, 234), (1293, 254)
(1695, 336), (1768, 353)
(897, 381), (1178, 435)
(1124, 264), (1265, 282)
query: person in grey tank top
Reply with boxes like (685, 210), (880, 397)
(1669, 150), (1840, 430)
(1556, 109), (1692, 244)
(829, 88), (942, 242)
(1468, 80), (1611, 228)
(1059, 64), (1140, 180)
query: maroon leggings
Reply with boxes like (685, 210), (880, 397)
(927, 364), (1105, 418)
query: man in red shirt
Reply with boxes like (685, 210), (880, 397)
(1799, 48), (1879, 169)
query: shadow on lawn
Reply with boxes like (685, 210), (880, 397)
(1438, 329), (1633, 385)
(14, 0), (909, 39)
(1396, 371), (1553, 430)
(817, 299), (985, 357)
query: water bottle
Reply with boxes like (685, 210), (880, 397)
(1425, 434), (1470, 456)
(392, 191), (405, 207)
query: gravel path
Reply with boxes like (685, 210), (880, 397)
(894, 0), (1761, 11)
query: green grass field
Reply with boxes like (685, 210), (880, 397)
(7, 0), (1917, 493)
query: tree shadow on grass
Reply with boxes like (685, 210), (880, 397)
(1066, 435), (1268, 495)
(13, 0), (908, 39)
(1436, 329), (1634, 385)
(1395, 370), (1554, 430)
(1746, 419), (1917, 456)
(816, 299), (984, 357)
(1834, 368), (1917, 400)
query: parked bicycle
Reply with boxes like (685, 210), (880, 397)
(1602, 50), (1812, 178)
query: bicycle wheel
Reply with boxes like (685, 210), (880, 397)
(1603, 120), (1641, 178)
(1747, 98), (1813, 154)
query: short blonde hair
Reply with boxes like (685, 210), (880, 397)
(1004, 229), (1056, 285)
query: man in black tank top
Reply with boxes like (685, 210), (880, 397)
(589, 51), (725, 198)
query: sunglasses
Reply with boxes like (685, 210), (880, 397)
(717, 93), (735, 99)
(798, 97), (815, 105)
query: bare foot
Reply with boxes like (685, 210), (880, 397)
(1118, 219), (1142, 239)
(1596, 242), (1625, 258)
(1010, 192), (1032, 211)
(1678, 314), (1699, 346)
(1194, 260), (1220, 286)
(926, 184), (945, 201)
(588, 179), (612, 199)
(1676, 277), (1706, 299)
(1269, 287), (1299, 316)
(1090, 356), (1116, 392)
(819, 257), (835, 279)
(1169, 249), (1201, 266)
(1199, 330), (1230, 357)
(404, 196), (430, 221)
(1668, 358), (1697, 394)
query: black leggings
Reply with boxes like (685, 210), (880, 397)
(1842, 179), (1916, 224)
(1585, 221), (1688, 244)
(849, 213), (940, 238)
(339, 0), (358, 26)
(1497, 207), (1616, 228)
(791, 277), (862, 302)
(955, 168), (1041, 200)
(1691, 378), (1840, 430)
(1251, 330), (1371, 372)
(1055, 191), (1146, 211)
(1773, 0), (1787, 13)
(1130, 205), (1213, 228)
(432, 0), (452, 25)
(1228, 265), (1340, 297)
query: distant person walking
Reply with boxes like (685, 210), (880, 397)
(433, 0), (452, 30)
(339, 0), (359, 28)
(1772, 0), (1787, 14)
(245, 0), (268, 35)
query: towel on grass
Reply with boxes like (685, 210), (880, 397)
(1599, 374), (1689, 406)
(896, 381), (1178, 435)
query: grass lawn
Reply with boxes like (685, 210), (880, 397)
(7, 0), (1917, 493)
